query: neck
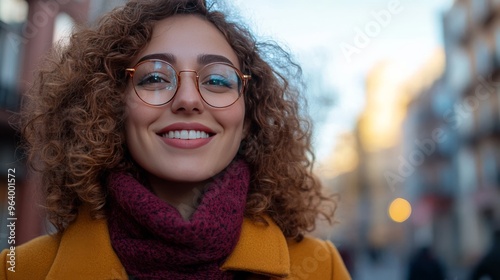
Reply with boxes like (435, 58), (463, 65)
(148, 175), (211, 220)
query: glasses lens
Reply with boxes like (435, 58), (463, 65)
(133, 61), (177, 105)
(198, 64), (242, 107)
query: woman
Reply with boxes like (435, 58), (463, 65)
(1, 0), (351, 279)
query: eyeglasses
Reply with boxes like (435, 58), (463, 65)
(125, 59), (251, 108)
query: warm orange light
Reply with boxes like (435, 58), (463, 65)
(388, 198), (411, 223)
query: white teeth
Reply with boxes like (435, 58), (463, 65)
(188, 130), (196, 139)
(180, 130), (188, 139)
(163, 130), (210, 139)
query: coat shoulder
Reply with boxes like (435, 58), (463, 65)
(0, 234), (61, 280)
(286, 236), (351, 280)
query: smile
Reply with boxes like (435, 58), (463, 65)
(162, 130), (211, 140)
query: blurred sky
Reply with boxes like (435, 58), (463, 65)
(233, 0), (454, 159)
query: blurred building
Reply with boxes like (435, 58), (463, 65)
(403, 0), (500, 276)
(331, 0), (500, 278)
(323, 0), (500, 277)
(0, 0), (125, 250)
(317, 50), (445, 278)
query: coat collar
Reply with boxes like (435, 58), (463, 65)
(46, 207), (128, 279)
(221, 216), (290, 277)
(47, 207), (291, 279)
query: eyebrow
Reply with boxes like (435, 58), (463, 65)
(197, 54), (234, 66)
(137, 53), (176, 64)
(136, 53), (234, 66)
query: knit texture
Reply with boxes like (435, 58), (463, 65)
(106, 160), (250, 280)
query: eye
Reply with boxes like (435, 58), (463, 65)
(138, 72), (170, 86)
(136, 72), (176, 91)
(202, 75), (232, 88)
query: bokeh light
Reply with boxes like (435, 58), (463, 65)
(388, 198), (412, 223)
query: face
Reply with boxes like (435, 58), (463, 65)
(125, 15), (246, 188)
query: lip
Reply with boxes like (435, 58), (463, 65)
(156, 122), (215, 149)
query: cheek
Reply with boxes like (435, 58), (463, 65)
(124, 86), (144, 116)
(125, 85), (164, 125)
(223, 101), (246, 142)
(124, 98), (142, 155)
(124, 91), (157, 149)
(125, 91), (143, 133)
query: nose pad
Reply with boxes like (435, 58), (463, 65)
(170, 71), (204, 113)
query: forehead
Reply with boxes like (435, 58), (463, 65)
(133, 15), (239, 68)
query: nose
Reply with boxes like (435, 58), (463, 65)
(170, 71), (205, 114)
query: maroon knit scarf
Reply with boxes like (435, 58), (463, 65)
(106, 160), (250, 280)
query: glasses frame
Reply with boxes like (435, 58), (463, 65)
(125, 59), (251, 108)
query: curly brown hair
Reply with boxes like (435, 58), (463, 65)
(20, 0), (336, 241)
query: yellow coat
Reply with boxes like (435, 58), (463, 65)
(0, 208), (351, 280)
